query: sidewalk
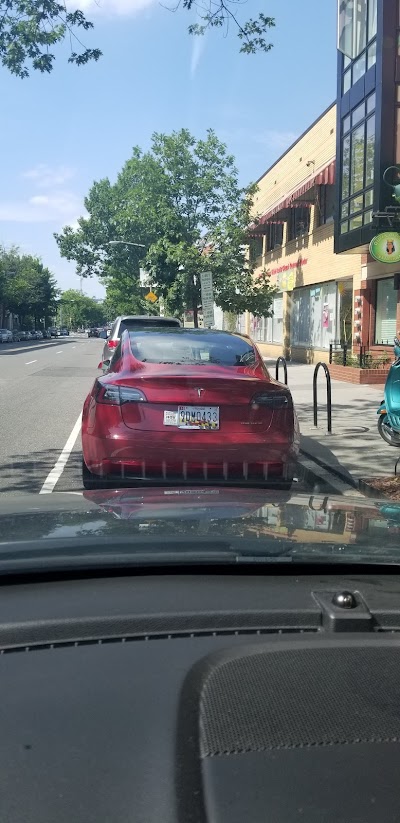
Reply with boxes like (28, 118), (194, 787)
(265, 360), (399, 486)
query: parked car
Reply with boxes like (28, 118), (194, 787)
(11, 330), (22, 342)
(42, 329), (51, 339)
(19, 331), (28, 341)
(0, 329), (12, 343)
(88, 328), (100, 338)
(100, 315), (181, 368)
(82, 327), (299, 489)
(35, 331), (43, 340)
(48, 327), (59, 338)
(60, 327), (70, 336)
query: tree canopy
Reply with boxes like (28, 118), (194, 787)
(58, 289), (106, 329)
(0, 246), (58, 326)
(0, 0), (273, 78)
(55, 128), (275, 326)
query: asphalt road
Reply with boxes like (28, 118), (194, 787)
(0, 334), (101, 495)
(0, 335), (343, 497)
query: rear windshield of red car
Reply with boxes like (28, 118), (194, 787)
(119, 318), (180, 334)
(128, 330), (257, 366)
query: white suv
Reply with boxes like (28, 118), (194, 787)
(101, 315), (181, 366)
(0, 329), (12, 343)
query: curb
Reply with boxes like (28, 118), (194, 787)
(299, 447), (358, 489)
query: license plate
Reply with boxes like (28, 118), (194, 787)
(178, 406), (219, 430)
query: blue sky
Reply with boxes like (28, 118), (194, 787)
(0, 0), (337, 298)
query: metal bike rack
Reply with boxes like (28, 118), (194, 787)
(275, 356), (288, 385)
(313, 362), (332, 433)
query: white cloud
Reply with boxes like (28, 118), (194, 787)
(22, 163), (76, 188)
(190, 36), (205, 76)
(0, 192), (84, 223)
(66, 0), (156, 16)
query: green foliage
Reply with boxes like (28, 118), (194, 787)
(0, 246), (58, 325)
(185, 1), (274, 54)
(0, 0), (273, 79)
(0, 0), (101, 78)
(55, 128), (276, 326)
(332, 349), (393, 369)
(59, 289), (106, 329)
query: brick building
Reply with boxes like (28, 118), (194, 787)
(243, 103), (362, 363)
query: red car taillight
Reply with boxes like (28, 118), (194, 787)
(94, 380), (147, 405)
(107, 339), (119, 349)
(251, 392), (292, 409)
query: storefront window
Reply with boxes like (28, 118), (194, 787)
(338, 0), (377, 91)
(251, 294), (283, 345)
(375, 278), (397, 344)
(365, 114), (375, 185)
(368, 0), (377, 40)
(342, 134), (350, 199)
(340, 97), (375, 235)
(265, 222), (283, 252)
(292, 283), (337, 350)
(351, 123), (365, 193)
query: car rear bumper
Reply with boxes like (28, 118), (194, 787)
(83, 429), (299, 481)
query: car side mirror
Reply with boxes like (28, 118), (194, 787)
(101, 359), (111, 373)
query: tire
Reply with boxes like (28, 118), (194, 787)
(82, 456), (104, 490)
(378, 414), (400, 447)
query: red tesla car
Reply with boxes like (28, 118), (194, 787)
(81, 328), (299, 489)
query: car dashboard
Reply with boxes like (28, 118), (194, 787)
(1, 568), (400, 822)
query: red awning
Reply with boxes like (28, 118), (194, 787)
(254, 160), (335, 226)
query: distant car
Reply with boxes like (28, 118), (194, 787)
(42, 329), (51, 339)
(48, 327), (59, 338)
(19, 331), (28, 341)
(101, 315), (181, 367)
(82, 327), (299, 490)
(0, 329), (12, 343)
(11, 330), (22, 342)
(35, 331), (43, 340)
(60, 327), (69, 336)
(88, 328), (100, 338)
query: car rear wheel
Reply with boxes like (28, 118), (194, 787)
(82, 456), (104, 490)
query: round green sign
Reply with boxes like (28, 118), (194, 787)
(369, 232), (400, 263)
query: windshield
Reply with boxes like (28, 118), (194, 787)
(128, 329), (257, 366)
(0, 0), (397, 569)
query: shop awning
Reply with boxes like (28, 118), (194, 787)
(252, 160), (336, 228)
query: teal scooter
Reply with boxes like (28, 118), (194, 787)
(377, 337), (400, 447)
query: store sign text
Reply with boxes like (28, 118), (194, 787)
(269, 257), (308, 277)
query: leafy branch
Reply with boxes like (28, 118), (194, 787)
(0, 0), (101, 77)
(183, 0), (274, 54)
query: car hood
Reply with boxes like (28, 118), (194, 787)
(0, 488), (399, 561)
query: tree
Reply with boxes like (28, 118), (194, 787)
(0, 0), (101, 78)
(0, 246), (58, 326)
(58, 289), (106, 329)
(184, 5), (274, 55)
(55, 128), (276, 327)
(0, 0), (273, 78)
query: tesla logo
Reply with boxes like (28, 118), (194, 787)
(197, 388), (204, 398)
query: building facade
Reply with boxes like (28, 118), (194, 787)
(244, 103), (362, 362)
(335, 0), (400, 357)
